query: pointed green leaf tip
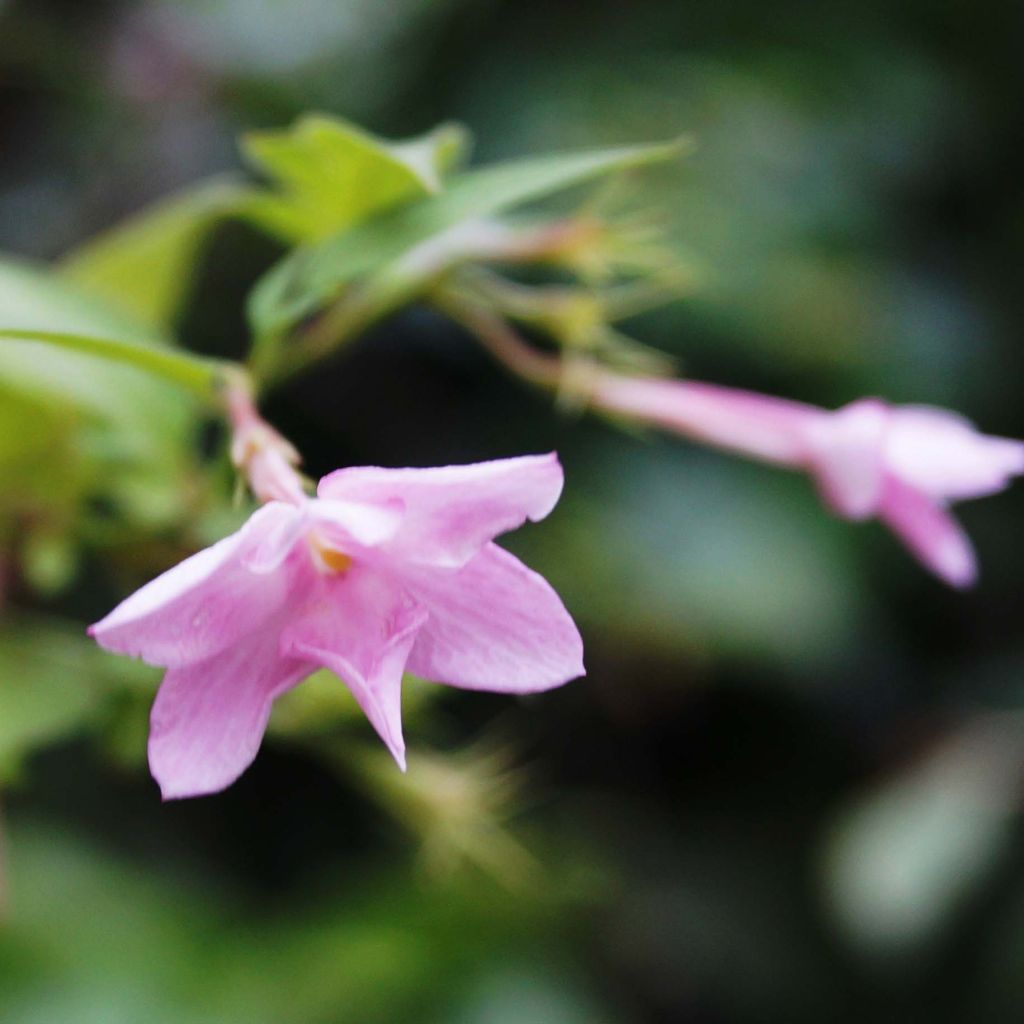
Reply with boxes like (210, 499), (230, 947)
(240, 113), (470, 243)
(248, 135), (688, 343)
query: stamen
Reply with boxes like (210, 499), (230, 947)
(309, 533), (353, 575)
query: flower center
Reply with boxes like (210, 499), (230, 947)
(308, 532), (353, 575)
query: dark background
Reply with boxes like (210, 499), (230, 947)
(2, 1), (1024, 1021)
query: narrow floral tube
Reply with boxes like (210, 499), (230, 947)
(590, 374), (1024, 587)
(225, 381), (307, 505)
(89, 454), (584, 799)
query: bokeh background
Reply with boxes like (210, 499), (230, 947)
(3, 1), (1024, 1021)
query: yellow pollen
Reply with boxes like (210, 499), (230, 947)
(309, 534), (353, 575)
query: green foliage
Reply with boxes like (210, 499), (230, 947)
(0, 258), (201, 570)
(0, 256), (195, 424)
(0, 327), (228, 399)
(58, 178), (253, 332)
(241, 113), (468, 242)
(247, 138), (685, 349)
(2, 2), (1023, 1020)
(0, 619), (155, 782)
(0, 390), (86, 551)
(2, 823), (574, 1024)
(822, 717), (1024, 963)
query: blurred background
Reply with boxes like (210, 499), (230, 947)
(2, 0), (1024, 1021)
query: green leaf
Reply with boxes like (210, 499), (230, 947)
(248, 138), (686, 344)
(241, 113), (468, 243)
(0, 257), (205, 537)
(4, 822), (561, 1024)
(0, 327), (228, 398)
(20, 526), (79, 594)
(1, 256), (225, 409)
(0, 619), (128, 781)
(59, 177), (252, 331)
(2, 256), (181, 425)
(0, 389), (87, 532)
(821, 717), (1024, 961)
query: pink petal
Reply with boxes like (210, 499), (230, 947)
(280, 566), (428, 769)
(404, 542), (585, 693)
(806, 398), (889, 520)
(885, 406), (1024, 502)
(316, 454), (564, 567)
(244, 502), (310, 573)
(878, 477), (977, 588)
(590, 376), (824, 466)
(309, 496), (404, 549)
(149, 629), (311, 799)
(89, 503), (303, 668)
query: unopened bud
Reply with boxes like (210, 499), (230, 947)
(225, 381), (306, 505)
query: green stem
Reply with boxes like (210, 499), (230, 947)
(0, 328), (237, 399)
(255, 275), (414, 388)
(432, 286), (562, 391)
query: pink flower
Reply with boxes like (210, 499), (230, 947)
(591, 375), (1024, 587)
(89, 454), (584, 799)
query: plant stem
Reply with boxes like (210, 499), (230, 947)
(432, 287), (563, 391)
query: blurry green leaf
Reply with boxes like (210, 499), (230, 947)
(4, 822), (566, 1024)
(241, 113), (468, 242)
(0, 257), (201, 535)
(449, 964), (617, 1024)
(821, 715), (1024, 963)
(248, 139), (686, 342)
(20, 527), (78, 595)
(96, 688), (156, 772)
(0, 620), (120, 781)
(0, 328), (227, 398)
(59, 177), (253, 331)
(0, 256), (199, 423)
(0, 390), (86, 524)
(266, 667), (367, 734)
